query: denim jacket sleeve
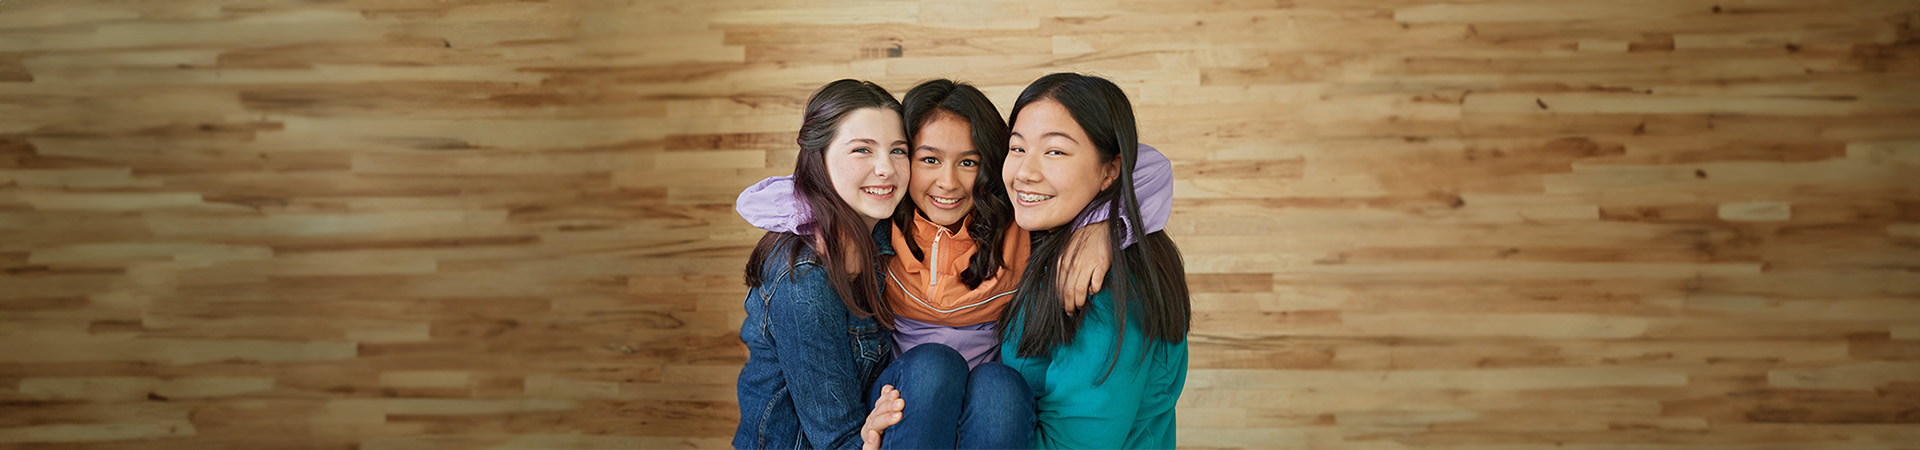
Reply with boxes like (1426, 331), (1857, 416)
(764, 260), (870, 450)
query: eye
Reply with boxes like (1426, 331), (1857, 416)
(1010, 147), (1025, 153)
(853, 147), (872, 154)
(1046, 149), (1066, 156)
(920, 156), (939, 165)
(891, 147), (907, 155)
(959, 159), (978, 167)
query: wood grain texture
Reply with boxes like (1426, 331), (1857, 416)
(1, 0), (1917, 448)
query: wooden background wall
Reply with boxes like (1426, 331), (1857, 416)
(2, 0), (1918, 449)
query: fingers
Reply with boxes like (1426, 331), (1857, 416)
(862, 384), (904, 449)
(870, 409), (902, 427)
(1060, 247), (1085, 315)
(1060, 223), (1113, 315)
(1072, 279), (1090, 312)
(1076, 266), (1096, 312)
(1073, 253), (1097, 313)
(1063, 281), (1080, 315)
(1089, 264), (1105, 294)
(1070, 266), (1090, 314)
(872, 385), (893, 409)
(873, 385), (904, 417)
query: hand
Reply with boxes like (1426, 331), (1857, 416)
(1059, 220), (1112, 315)
(860, 384), (904, 450)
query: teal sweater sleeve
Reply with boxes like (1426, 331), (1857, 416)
(1001, 289), (1187, 449)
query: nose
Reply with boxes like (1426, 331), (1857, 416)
(934, 164), (960, 191)
(873, 157), (896, 180)
(1012, 153), (1042, 186)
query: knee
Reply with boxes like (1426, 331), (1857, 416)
(967, 362), (1025, 393)
(895, 343), (968, 394)
(961, 362), (1036, 442)
(965, 362), (1034, 412)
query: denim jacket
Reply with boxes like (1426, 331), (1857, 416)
(734, 225), (895, 449)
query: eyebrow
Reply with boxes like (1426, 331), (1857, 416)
(844, 138), (910, 147)
(1009, 131), (1080, 144)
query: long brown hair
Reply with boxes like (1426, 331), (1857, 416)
(744, 79), (902, 327)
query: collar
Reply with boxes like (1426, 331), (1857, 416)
(873, 219), (897, 257)
(909, 210), (969, 242)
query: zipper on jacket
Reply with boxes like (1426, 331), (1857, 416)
(929, 232), (941, 287)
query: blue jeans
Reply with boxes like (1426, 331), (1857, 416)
(867, 343), (1035, 449)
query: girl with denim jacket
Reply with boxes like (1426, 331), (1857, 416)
(734, 79), (912, 450)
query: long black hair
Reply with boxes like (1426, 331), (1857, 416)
(997, 73), (1190, 383)
(893, 79), (1013, 289)
(745, 79), (901, 327)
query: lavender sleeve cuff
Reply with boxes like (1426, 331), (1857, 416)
(736, 175), (813, 235)
(1073, 143), (1174, 247)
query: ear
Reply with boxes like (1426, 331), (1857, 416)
(1098, 156), (1120, 191)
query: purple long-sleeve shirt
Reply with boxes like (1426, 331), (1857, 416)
(736, 143), (1176, 366)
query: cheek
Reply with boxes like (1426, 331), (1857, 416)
(909, 166), (936, 193)
(957, 170), (979, 196)
(827, 156), (866, 191)
(1054, 165), (1097, 199)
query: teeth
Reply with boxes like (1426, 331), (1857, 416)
(862, 187), (893, 195)
(1017, 192), (1054, 202)
(931, 196), (960, 205)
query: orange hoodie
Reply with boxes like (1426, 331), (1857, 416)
(883, 213), (1030, 327)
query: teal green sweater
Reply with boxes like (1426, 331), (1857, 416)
(999, 289), (1189, 449)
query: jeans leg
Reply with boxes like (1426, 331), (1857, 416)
(871, 343), (967, 449)
(957, 362), (1036, 450)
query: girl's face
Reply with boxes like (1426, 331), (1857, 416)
(908, 113), (980, 227)
(825, 107), (910, 227)
(1004, 99), (1118, 231)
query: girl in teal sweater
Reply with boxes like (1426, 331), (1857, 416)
(995, 73), (1193, 449)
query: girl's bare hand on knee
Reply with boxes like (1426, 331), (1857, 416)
(860, 384), (904, 450)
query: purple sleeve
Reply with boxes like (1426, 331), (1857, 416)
(1072, 143), (1174, 247)
(736, 175), (813, 235)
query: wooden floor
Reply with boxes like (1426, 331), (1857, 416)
(2, 0), (1918, 448)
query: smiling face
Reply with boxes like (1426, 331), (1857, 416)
(824, 107), (910, 228)
(1004, 98), (1119, 231)
(908, 113), (980, 227)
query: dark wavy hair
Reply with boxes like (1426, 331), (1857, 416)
(745, 79), (902, 327)
(997, 73), (1191, 383)
(893, 79), (1013, 289)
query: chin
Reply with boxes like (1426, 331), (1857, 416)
(1012, 213), (1063, 231)
(926, 214), (963, 227)
(857, 206), (893, 223)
